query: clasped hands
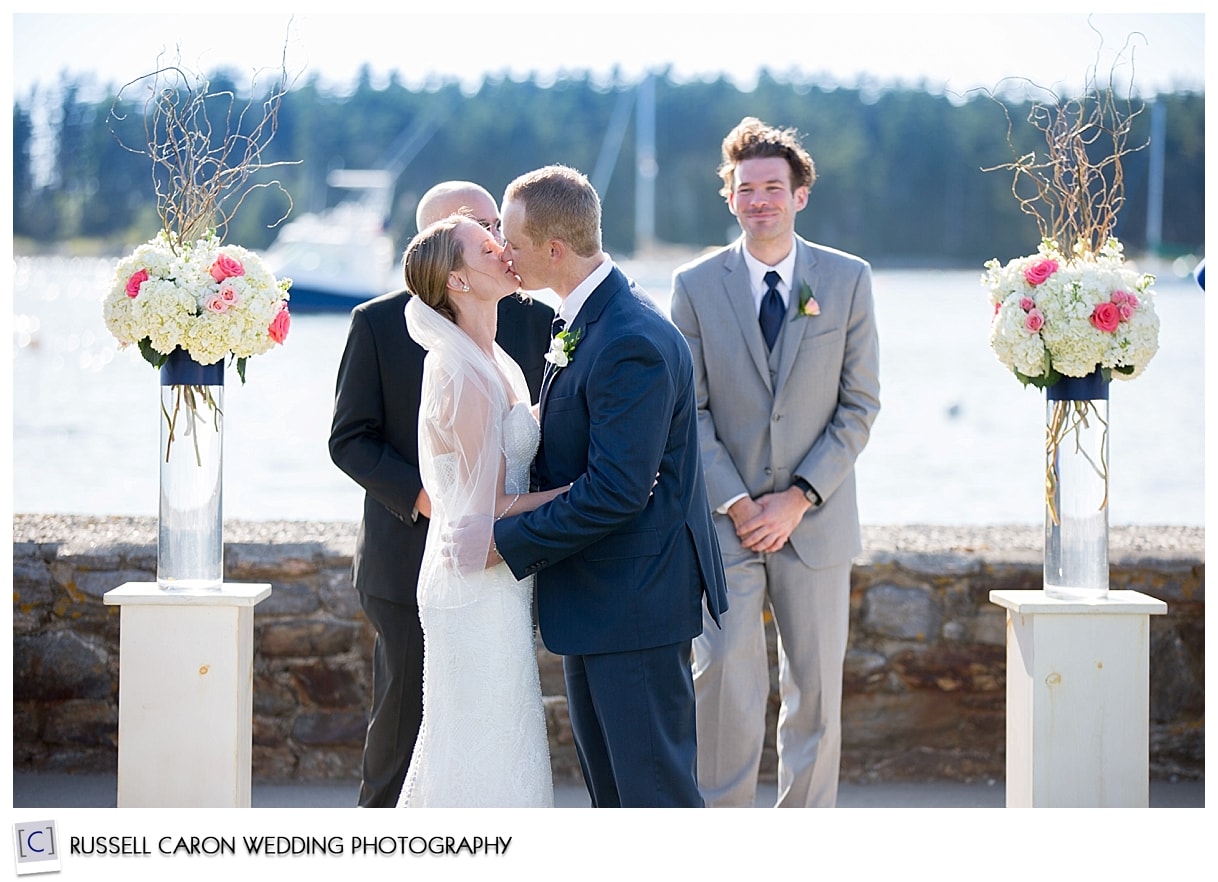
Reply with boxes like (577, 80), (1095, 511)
(728, 487), (812, 554)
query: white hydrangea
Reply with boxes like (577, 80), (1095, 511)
(988, 291), (1048, 378)
(982, 238), (1159, 387)
(102, 230), (291, 376)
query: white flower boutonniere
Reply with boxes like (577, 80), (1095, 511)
(797, 281), (820, 317)
(545, 328), (581, 368)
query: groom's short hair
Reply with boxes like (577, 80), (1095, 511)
(503, 165), (602, 258)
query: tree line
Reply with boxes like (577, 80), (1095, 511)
(12, 67), (1204, 265)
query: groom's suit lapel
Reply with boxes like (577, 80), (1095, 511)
(538, 265), (626, 415)
(539, 352), (558, 407)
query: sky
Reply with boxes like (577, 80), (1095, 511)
(8, 9), (1207, 103)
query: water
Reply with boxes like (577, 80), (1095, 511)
(157, 381), (225, 590)
(1043, 399), (1110, 599)
(10, 254), (1205, 526)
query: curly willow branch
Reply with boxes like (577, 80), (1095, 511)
(108, 46), (300, 250)
(980, 26), (1150, 255)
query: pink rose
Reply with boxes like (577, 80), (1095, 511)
(126, 268), (149, 298)
(802, 297), (820, 317)
(1020, 297), (1035, 311)
(203, 293), (229, 314)
(1023, 259), (1058, 286)
(218, 284), (240, 308)
(268, 305), (291, 344)
(1090, 301), (1121, 333)
(1024, 308), (1044, 332)
(1110, 290), (1139, 320)
(209, 253), (245, 282)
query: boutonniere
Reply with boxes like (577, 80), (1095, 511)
(796, 281), (820, 317)
(545, 327), (581, 368)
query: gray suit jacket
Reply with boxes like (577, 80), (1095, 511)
(670, 235), (880, 568)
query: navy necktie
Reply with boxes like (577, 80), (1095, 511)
(759, 270), (784, 350)
(541, 316), (565, 402)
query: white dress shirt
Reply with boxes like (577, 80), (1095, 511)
(558, 255), (613, 327)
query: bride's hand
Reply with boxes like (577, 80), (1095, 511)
(438, 514), (495, 573)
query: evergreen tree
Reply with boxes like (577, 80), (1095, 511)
(12, 71), (1204, 263)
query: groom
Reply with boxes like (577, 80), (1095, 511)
(492, 165), (729, 808)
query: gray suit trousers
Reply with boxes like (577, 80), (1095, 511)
(693, 519), (851, 808)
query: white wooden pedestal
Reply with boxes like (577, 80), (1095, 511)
(103, 581), (272, 807)
(989, 589), (1167, 807)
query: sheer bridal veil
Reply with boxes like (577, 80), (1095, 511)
(405, 295), (529, 608)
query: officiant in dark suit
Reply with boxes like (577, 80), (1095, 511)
(329, 180), (553, 807)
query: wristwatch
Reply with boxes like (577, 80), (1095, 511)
(791, 476), (821, 506)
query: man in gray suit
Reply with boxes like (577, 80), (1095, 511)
(670, 117), (880, 808)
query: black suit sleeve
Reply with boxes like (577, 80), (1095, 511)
(329, 304), (424, 521)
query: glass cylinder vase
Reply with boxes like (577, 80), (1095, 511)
(1044, 370), (1110, 600)
(158, 349), (224, 591)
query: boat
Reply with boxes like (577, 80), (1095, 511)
(262, 170), (401, 313)
(263, 100), (461, 313)
(261, 78), (664, 313)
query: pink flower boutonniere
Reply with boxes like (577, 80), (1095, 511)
(797, 282), (820, 317)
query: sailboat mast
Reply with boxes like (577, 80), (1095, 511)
(634, 72), (657, 254)
(1145, 98), (1165, 257)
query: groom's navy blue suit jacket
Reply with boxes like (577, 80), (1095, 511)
(495, 265), (728, 656)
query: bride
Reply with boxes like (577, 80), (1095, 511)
(396, 214), (567, 808)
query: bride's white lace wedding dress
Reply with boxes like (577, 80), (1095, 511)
(397, 401), (554, 808)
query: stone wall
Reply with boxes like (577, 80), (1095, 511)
(11, 515), (1205, 784)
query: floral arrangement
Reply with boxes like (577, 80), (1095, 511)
(102, 60), (297, 461)
(980, 37), (1159, 522)
(545, 328), (581, 369)
(104, 231), (291, 377)
(984, 236), (1159, 388)
(103, 60), (296, 382)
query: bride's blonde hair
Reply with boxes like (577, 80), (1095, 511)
(402, 215), (469, 324)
